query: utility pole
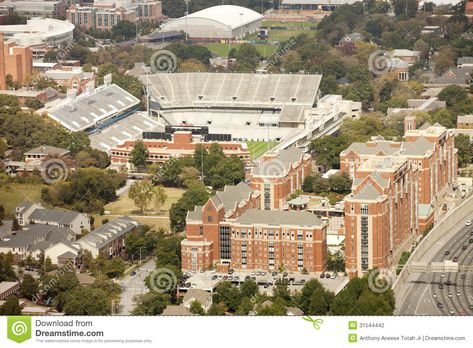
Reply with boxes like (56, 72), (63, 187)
(239, 13), (243, 39)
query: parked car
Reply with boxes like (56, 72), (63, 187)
(283, 272), (288, 277)
(272, 271), (278, 277)
(228, 269), (234, 274)
(462, 245), (468, 251)
(448, 292), (453, 298)
(461, 274), (467, 280)
(445, 250), (450, 256)
(320, 273), (325, 278)
(438, 302), (443, 308)
(446, 280), (452, 286)
(453, 256), (459, 262)
(469, 238), (473, 243)
(211, 275), (218, 280)
(439, 283), (444, 289)
(466, 220), (472, 226)
(331, 273), (337, 279)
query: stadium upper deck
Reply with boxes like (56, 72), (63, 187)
(142, 72), (321, 128)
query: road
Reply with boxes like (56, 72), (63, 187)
(118, 259), (155, 315)
(396, 214), (473, 316)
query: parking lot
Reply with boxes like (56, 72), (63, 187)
(179, 270), (349, 295)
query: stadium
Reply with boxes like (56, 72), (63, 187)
(160, 5), (263, 40)
(142, 72), (322, 142)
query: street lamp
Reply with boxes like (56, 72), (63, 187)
(239, 13), (244, 40)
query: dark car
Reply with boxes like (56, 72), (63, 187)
(300, 279), (306, 284)
(223, 275), (228, 280)
(470, 231), (473, 236)
(445, 250), (450, 256)
(438, 302), (444, 308)
(245, 275), (251, 281)
(283, 272), (288, 277)
(469, 238), (473, 244)
(453, 256), (459, 262)
(272, 271), (278, 277)
(461, 274), (467, 280)
(446, 280), (452, 286)
(320, 273), (325, 278)
(228, 269), (234, 274)
(130, 271), (137, 276)
(462, 245), (468, 251)
(211, 275), (218, 280)
(439, 283), (444, 289)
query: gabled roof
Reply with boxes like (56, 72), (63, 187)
(29, 208), (84, 225)
(24, 145), (69, 157)
(400, 136), (435, 156)
(76, 216), (138, 249)
(210, 182), (254, 211)
(183, 289), (212, 305)
(341, 141), (400, 156)
(252, 147), (304, 176)
(351, 182), (383, 201)
(418, 121), (432, 130)
(186, 205), (203, 222)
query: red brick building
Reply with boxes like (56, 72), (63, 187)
(0, 34), (33, 89)
(110, 131), (251, 168)
(340, 119), (457, 277)
(248, 147), (312, 210)
(181, 182), (327, 273)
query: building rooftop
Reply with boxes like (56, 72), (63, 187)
(161, 305), (195, 316)
(76, 216), (138, 250)
(48, 84), (140, 132)
(174, 5), (262, 29)
(182, 289), (212, 305)
(210, 182), (255, 212)
(24, 145), (69, 157)
(0, 224), (74, 250)
(252, 147), (305, 177)
(458, 115), (473, 124)
(29, 208), (84, 225)
(235, 209), (324, 227)
(399, 136), (435, 157)
(351, 182), (383, 201)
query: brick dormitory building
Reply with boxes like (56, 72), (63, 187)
(181, 147), (325, 273)
(340, 117), (457, 277)
(110, 131), (251, 168)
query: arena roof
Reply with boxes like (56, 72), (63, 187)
(48, 84), (140, 132)
(0, 18), (74, 47)
(173, 5), (263, 29)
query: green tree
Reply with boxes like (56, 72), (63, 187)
(169, 183), (210, 231)
(310, 134), (350, 169)
(207, 302), (226, 315)
(62, 287), (111, 315)
(328, 172), (352, 194)
(212, 281), (241, 312)
(240, 279), (259, 299)
(130, 140), (149, 169)
(103, 257), (126, 278)
(128, 181), (156, 213)
(189, 300), (206, 315)
(438, 85), (468, 107)
(19, 274), (39, 300)
(0, 297), (22, 315)
(455, 134), (473, 167)
(132, 291), (170, 315)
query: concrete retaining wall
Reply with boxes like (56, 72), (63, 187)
(393, 193), (473, 299)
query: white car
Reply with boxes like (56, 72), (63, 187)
(448, 292), (453, 298)
(466, 220), (472, 226)
(331, 273), (337, 279)
(432, 293), (437, 298)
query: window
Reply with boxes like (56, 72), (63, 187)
(361, 204), (368, 215)
(219, 226), (231, 260)
(207, 215), (213, 223)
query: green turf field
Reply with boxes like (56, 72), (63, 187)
(246, 141), (279, 160)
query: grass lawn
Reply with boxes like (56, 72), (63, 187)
(0, 183), (47, 217)
(93, 214), (171, 230)
(103, 187), (185, 216)
(262, 20), (317, 29)
(246, 140), (279, 160)
(205, 43), (277, 58)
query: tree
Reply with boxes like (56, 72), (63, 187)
(273, 278), (292, 305)
(0, 297), (22, 315)
(128, 181), (156, 213)
(207, 302), (226, 315)
(189, 300), (206, 315)
(455, 134), (473, 167)
(233, 44), (262, 72)
(62, 287), (111, 315)
(132, 291), (170, 315)
(310, 134), (350, 169)
(24, 97), (44, 110)
(130, 140), (149, 169)
(170, 183), (210, 231)
(212, 281), (241, 312)
(433, 46), (457, 75)
(328, 172), (352, 194)
(19, 274), (39, 300)
(302, 176), (315, 193)
(297, 279), (334, 315)
(153, 185), (168, 211)
(240, 279), (259, 299)
(111, 21), (136, 41)
(178, 166), (200, 187)
(393, 0), (417, 18)
(103, 257), (126, 278)
(438, 85), (468, 107)
(180, 58), (207, 72)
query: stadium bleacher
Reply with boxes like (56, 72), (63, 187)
(48, 84), (140, 132)
(142, 73), (321, 130)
